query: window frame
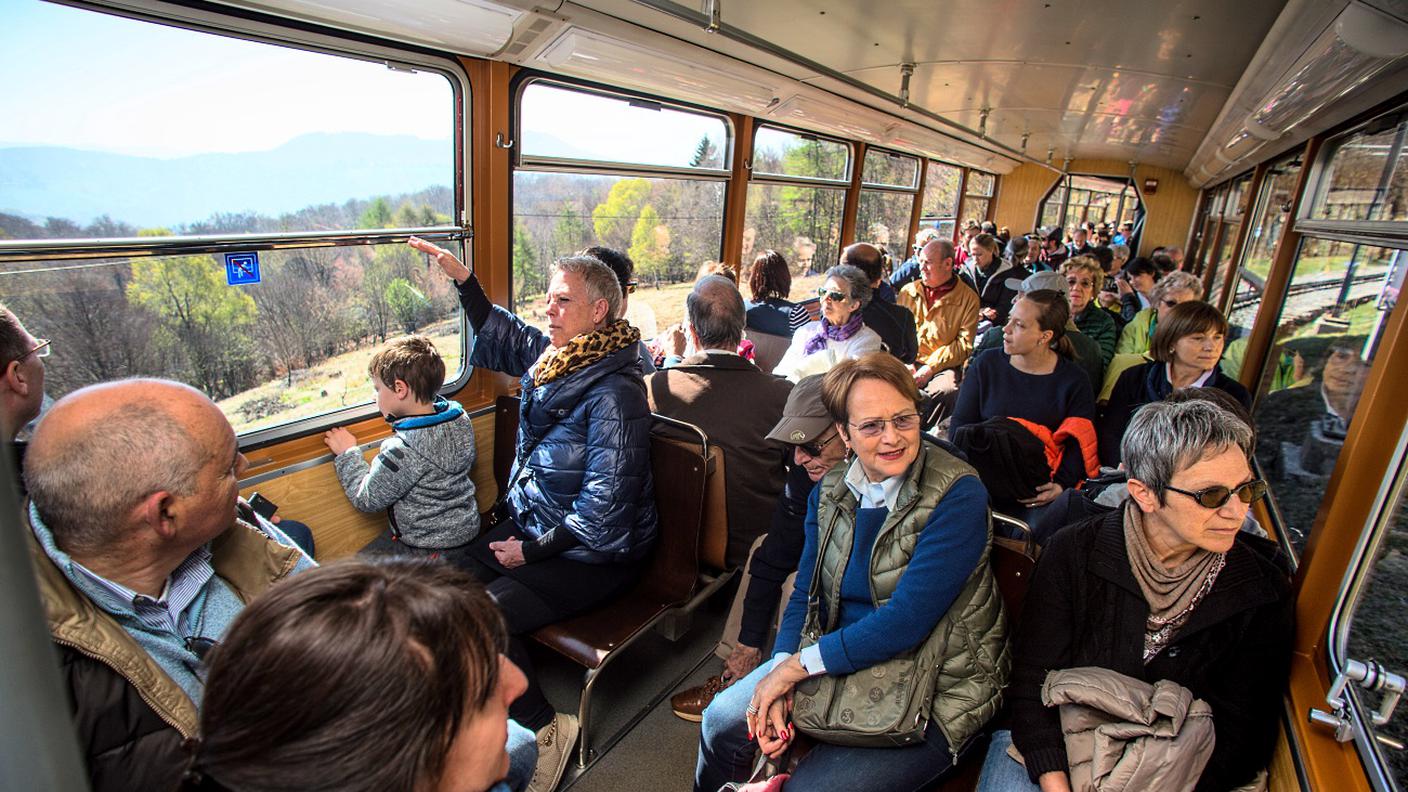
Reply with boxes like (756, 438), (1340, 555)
(919, 159), (965, 239)
(747, 121), (854, 187)
(1298, 102), (1408, 249)
(0, 2), (474, 450)
(959, 168), (997, 225)
(1035, 173), (1144, 248)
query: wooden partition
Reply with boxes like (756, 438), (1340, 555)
(240, 411), (500, 561)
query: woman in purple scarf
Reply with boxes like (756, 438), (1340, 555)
(773, 264), (882, 382)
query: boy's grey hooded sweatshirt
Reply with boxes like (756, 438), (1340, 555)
(333, 397), (479, 548)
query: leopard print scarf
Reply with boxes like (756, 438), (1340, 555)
(532, 319), (641, 388)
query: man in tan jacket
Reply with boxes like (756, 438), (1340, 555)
(896, 239), (981, 421)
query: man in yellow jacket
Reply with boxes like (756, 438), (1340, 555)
(897, 239), (981, 424)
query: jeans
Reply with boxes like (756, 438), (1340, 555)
(974, 730), (1041, 792)
(503, 719), (538, 792)
(694, 663), (956, 792)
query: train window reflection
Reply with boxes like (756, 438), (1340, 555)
(3, 242), (467, 436)
(512, 173), (724, 335)
(1343, 472), (1408, 788)
(0, 0), (455, 241)
(920, 161), (962, 239)
(857, 190), (916, 264)
(744, 183), (844, 278)
(861, 149), (919, 189)
(1252, 239), (1403, 550)
(751, 127), (850, 183)
(1312, 106), (1408, 224)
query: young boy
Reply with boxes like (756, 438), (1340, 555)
(324, 335), (479, 561)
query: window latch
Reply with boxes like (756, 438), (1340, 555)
(1309, 658), (1406, 749)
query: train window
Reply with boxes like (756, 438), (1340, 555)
(1207, 173), (1255, 307)
(0, 1), (468, 441)
(920, 161), (963, 239)
(1335, 449), (1408, 789)
(518, 82), (729, 171)
(1310, 106), (1408, 224)
(857, 149), (920, 261)
(1252, 238), (1403, 551)
(1221, 155), (1304, 382)
(744, 125), (851, 278)
(0, 1), (456, 241)
(512, 80), (729, 337)
(960, 170), (997, 224)
(1037, 174), (1142, 240)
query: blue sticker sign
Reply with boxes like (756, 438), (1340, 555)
(225, 252), (261, 285)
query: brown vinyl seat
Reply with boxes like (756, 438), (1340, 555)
(744, 328), (793, 375)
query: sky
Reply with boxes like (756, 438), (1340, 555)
(0, 0), (453, 157)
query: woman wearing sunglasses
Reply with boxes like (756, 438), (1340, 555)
(976, 398), (1292, 792)
(1098, 301), (1251, 467)
(696, 353), (1006, 792)
(772, 264), (882, 382)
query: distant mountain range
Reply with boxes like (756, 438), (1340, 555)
(0, 132), (453, 228)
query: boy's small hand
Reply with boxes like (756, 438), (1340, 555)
(489, 538), (526, 569)
(323, 427), (357, 455)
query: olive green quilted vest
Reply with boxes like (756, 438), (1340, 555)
(812, 443), (1011, 755)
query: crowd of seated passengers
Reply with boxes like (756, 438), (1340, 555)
(12, 214), (1291, 792)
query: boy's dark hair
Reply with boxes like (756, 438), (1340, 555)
(581, 246), (634, 295)
(190, 560), (507, 792)
(1124, 256), (1160, 280)
(369, 335), (445, 403)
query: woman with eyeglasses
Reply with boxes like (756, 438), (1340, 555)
(696, 353), (1005, 792)
(1099, 301), (1251, 467)
(975, 398), (1292, 792)
(772, 264), (882, 382)
(949, 290), (1098, 510)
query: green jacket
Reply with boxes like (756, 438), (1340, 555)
(1115, 308), (1157, 356)
(813, 444), (1010, 754)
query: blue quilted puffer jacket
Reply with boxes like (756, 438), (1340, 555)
(471, 306), (658, 563)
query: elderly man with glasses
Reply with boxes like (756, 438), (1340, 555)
(0, 303), (47, 447)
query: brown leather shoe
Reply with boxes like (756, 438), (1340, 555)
(671, 675), (725, 722)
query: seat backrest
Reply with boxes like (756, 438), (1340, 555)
(991, 512), (1040, 631)
(698, 445), (729, 570)
(492, 394), (519, 495)
(637, 419), (708, 604)
(795, 296), (821, 323)
(744, 329), (793, 375)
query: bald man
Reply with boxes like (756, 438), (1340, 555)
(22, 379), (314, 792)
(646, 275), (793, 567)
(897, 239), (981, 425)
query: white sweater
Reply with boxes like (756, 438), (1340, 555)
(773, 322), (883, 382)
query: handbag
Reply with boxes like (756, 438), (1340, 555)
(789, 503), (948, 747)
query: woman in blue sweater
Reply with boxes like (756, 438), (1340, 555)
(695, 353), (1007, 792)
(949, 290), (1099, 508)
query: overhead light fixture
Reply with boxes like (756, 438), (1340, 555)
(1243, 1), (1408, 140)
(539, 27), (778, 114)
(770, 95), (887, 143)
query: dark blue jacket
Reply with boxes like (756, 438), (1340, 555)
(471, 306), (658, 564)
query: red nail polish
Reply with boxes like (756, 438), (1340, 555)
(747, 731), (753, 740)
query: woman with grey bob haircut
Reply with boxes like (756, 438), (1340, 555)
(977, 398), (1295, 792)
(772, 264), (882, 382)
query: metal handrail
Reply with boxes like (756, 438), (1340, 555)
(0, 227), (468, 264)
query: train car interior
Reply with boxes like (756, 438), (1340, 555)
(4, 0), (1408, 789)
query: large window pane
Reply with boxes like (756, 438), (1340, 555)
(0, 0), (455, 241)
(3, 241), (465, 435)
(857, 190), (916, 261)
(752, 126), (850, 183)
(967, 171), (996, 197)
(960, 197), (990, 225)
(1253, 239), (1404, 550)
(862, 149), (919, 189)
(922, 161), (962, 218)
(1312, 109), (1408, 223)
(1222, 157), (1305, 382)
(1342, 473), (1408, 788)
(512, 172), (725, 336)
(519, 82), (729, 171)
(744, 183), (845, 276)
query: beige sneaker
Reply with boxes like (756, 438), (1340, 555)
(527, 713), (579, 792)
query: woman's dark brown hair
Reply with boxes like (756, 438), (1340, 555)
(748, 249), (791, 302)
(1018, 289), (1076, 360)
(186, 559), (507, 792)
(1150, 300), (1228, 364)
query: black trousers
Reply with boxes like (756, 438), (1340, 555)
(465, 520), (642, 730)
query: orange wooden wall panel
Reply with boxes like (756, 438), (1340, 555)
(992, 159), (1201, 252)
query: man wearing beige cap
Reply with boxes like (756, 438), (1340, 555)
(669, 375), (848, 721)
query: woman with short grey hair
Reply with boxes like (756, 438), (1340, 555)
(976, 398), (1293, 792)
(773, 264), (881, 381)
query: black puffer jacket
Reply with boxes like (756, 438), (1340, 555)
(1009, 506), (1294, 792)
(468, 299), (658, 564)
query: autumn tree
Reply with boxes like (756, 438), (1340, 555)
(628, 206), (670, 287)
(592, 178), (651, 251)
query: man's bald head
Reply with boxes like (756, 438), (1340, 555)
(25, 379), (227, 555)
(840, 243), (885, 285)
(686, 274), (746, 351)
(919, 240), (956, 288)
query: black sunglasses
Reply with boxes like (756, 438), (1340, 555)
(798, 431), (839, 458)
(1165, 479), (1268, 509)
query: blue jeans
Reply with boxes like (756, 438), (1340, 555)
(975, 730), (1041, 792)
(695, 662), (956, 792)
(503, 719), (537, 792)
